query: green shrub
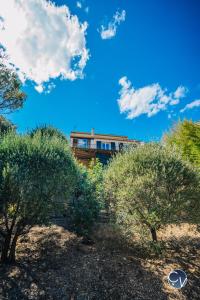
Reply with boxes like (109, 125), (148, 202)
(69, 163), (101, 236)
(0, 133), (77, 263)
(104, 143), (200, 243)
(88, 159), (105, 209)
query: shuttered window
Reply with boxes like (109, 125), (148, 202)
(96, 141), (101, 149)
(111, 142), (116, 150)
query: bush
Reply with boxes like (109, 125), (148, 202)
(88, 159), (105, 209)
(104, 143), (200, 243)
(68, 163), (101, 236)
(0, 132), (78, 263)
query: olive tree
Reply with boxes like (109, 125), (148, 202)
(0, 133), (78, 263)
(0, 56), (26, 113)
(104, 143), (200, 243)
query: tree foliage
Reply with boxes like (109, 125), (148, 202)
(104, 143), (200, 243)
(0, 133), (78, 263)
(30, 125), (67, 142)
(164, 120), (200, 168)
(68, 161), (101, 236)
(0, 115), (16, 135)
(0, 59), (26, 113)
(87, 159), (105, 208)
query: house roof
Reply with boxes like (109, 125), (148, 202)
(70, 131), (141, 143)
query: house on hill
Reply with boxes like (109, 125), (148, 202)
(70, 129), (143, 166)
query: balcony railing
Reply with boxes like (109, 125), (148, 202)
(71, 142), (117, 151)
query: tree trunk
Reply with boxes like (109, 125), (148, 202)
(150, 227), (158, 242)
(8, 234), (18, 263)
(1, 233), (11, 263)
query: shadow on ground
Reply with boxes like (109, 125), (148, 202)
(0, 226), (168, 300)
(164, 237), (200, 300)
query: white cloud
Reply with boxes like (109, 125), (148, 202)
(117, 76), (188, 119)
(35, 85), (44, 94)
(180, 99), (200, 113)
(174, 86), (188, 99)
(99, 10), (126, 40)
(0, 0), (89, 92)
(35, 82), (56, 94)
(76, 1), (82, 9)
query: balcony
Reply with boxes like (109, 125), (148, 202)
(71, 143), (117, 151)
(71, 140), (122, 151)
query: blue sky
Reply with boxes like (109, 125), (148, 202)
(1, 0), (200, 141)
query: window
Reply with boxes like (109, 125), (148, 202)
(78, 138), (89, 148)
(96, 141), (111, 150)
(102, 143), (110, 150)
(96, 141), (101, 149)
(111, 142), (116, 150)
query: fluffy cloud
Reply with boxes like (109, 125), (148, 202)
(118, 76), (187, 119)
(99, 10), (126, 40)
(180, 99), (200, 113)
(174, 86), (188, 99)
(0, 0), (89, 92)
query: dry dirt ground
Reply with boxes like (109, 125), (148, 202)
(0, 223), (199, 300)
